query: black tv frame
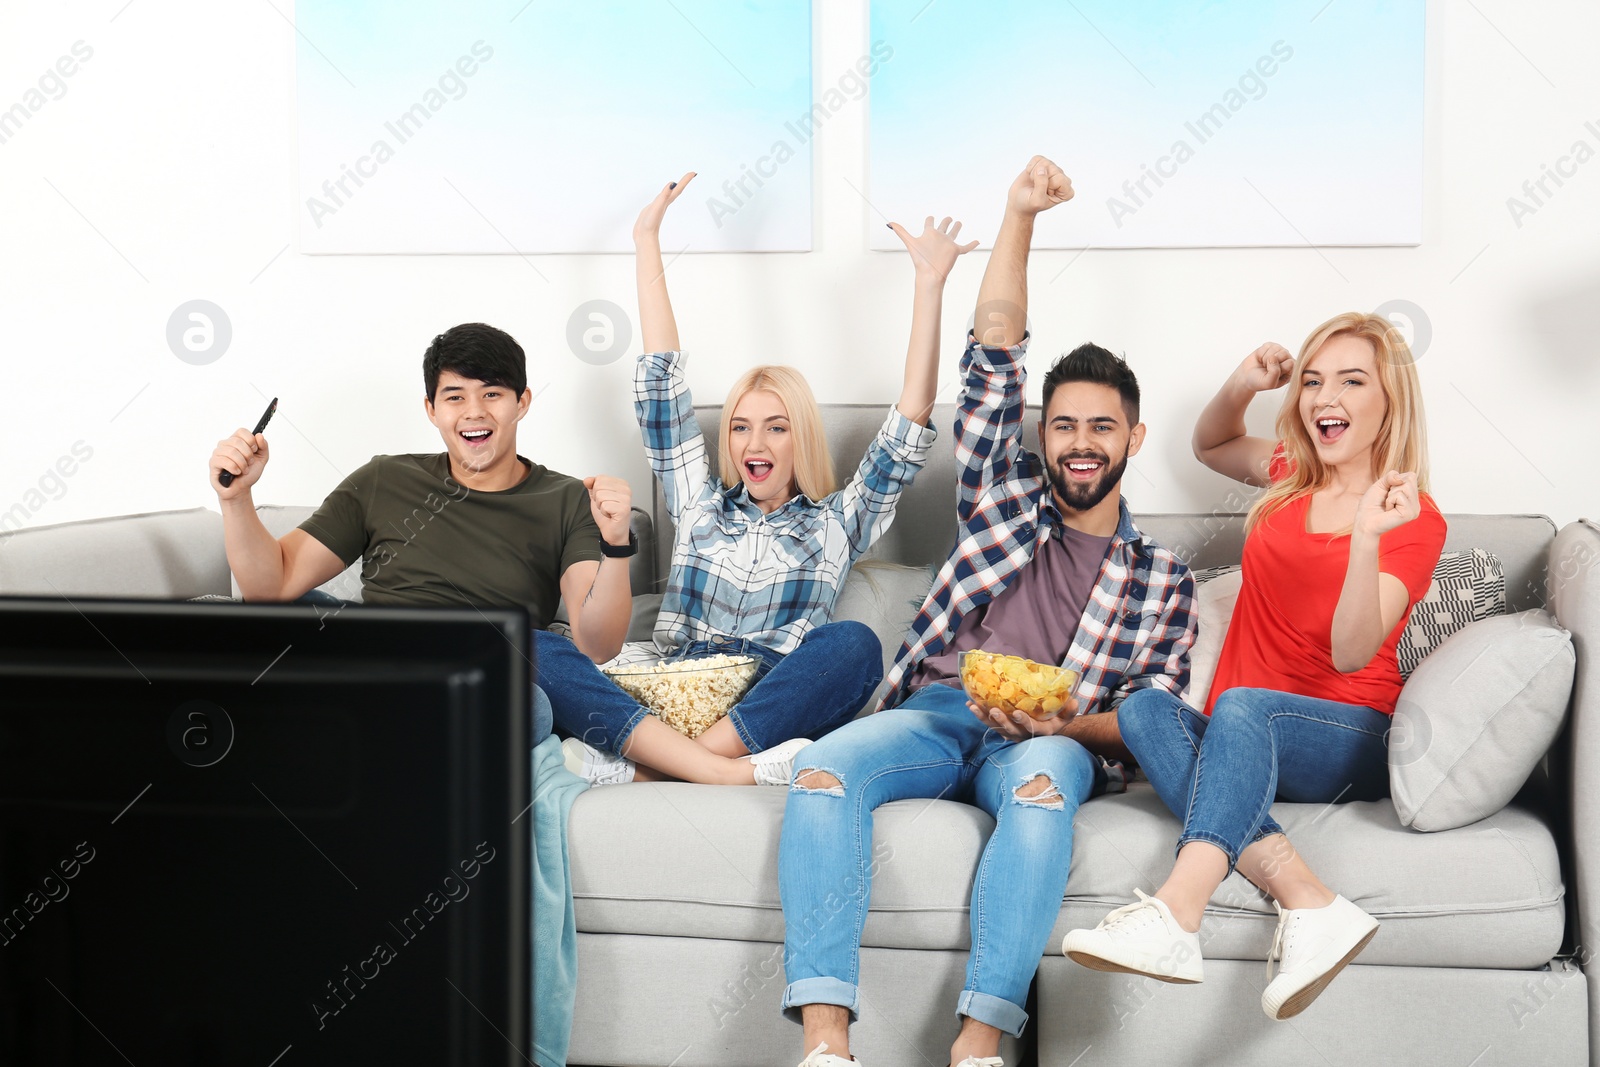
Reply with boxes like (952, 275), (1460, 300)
(0, 597), (530, 1066)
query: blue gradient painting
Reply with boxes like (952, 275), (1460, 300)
(297, 1), (812, 253)
(869, 0), (1424, 249)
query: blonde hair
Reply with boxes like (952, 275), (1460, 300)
(718, 365), (837, 500)
(1246, 312), (1430, 532)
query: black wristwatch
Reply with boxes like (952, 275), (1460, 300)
(599, 532), (638, 559)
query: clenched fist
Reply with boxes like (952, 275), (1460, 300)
(1236, 342), (1296, 393)
(211, 429), (269, 501)
(1007, 155), (1074, 217)
(1355, 470), (1421, 539)
(583, 475), (633, 547)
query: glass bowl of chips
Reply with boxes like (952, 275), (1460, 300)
(959, 650), (1078, 720)
(601, 654), (760, 738)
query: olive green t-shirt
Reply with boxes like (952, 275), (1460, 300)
(298, 453), (603, 628)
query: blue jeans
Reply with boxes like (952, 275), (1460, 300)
(1117, 687), (1392, 869)
(532, 685), (553, 746)
(778, 683), (1103, 1037)
(535, 621), (882, 755)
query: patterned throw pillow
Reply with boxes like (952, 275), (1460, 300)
(1188, 564), (1240, 586)
(1395, 550), (1506, 677)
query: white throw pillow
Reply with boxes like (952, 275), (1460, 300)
(1189, 566), (1243, 709)
(1389, 610), (1575, 832)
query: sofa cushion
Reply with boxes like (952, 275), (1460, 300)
(1390, 609), (1575, 831)
(1051, 786), (1564, 969)
(570, 782), (992, 954)
(830, 561), (934, 714)
(624, 592), (663, 643)
(568, 780), (1564, 970)
(0, 507), (228, 599)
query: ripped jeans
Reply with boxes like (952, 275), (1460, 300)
(777, 682), (1104, 1038)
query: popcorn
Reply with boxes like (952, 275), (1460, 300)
(960, 650), (1078, 720)
(602, 654), (760, 738)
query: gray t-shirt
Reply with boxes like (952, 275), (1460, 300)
(910, 521), (1114, 692)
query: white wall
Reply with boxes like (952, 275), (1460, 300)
(1, 0), (1596, 538)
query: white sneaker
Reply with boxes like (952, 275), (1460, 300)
(797, 1041), (857, 1067)
(745, 736), (814, 786)
(953, 1057), (1004, 1067)
(1060, 889), (1204, 984)
(560, 737), (636, 786)
(1261, 895), (1378, 1020)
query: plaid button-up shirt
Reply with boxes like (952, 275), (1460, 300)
(880, 335), (1197, 732)
(636, 350), (937, 656)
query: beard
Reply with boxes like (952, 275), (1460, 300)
(1046, 444), (1130, 512)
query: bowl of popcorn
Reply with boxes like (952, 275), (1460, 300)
(959, 650), (1078, 720)
(601, 654), (761, 738)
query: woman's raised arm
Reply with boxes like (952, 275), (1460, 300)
(1193, 342), (1297, 486)
(886, 215), (979, 426)
(633, 171), (696, 353)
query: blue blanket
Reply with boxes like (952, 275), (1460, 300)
(532, 732), (588, 1067)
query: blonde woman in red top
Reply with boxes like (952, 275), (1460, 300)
(1061, 312), (1445, 1020)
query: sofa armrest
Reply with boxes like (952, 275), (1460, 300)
(1548, 519), (1600, 1065)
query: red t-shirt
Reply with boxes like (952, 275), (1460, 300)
(1205, 449), (1446, 717)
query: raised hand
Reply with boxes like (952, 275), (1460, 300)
(633, 172), (696, 246)
(1006, 155), (1074, 217)
(1236, 342), (1296, 393)
(211, 429), (268, 500)
(887, 215), (980, 283)
(1355, 470), (1421, 538)
(583, 475), (633, 547)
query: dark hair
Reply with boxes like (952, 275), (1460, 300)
(1040, 342), (1140, 425)
(422, 323), (527, 402)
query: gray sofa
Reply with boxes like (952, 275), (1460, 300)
(1, 405), (1594, 1067)
(568, 405), (1597, 1067)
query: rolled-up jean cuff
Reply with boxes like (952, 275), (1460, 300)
(956, 989), (1029, 1037)
(611, 706), (654, 755)
(726, 706), (759, 754)
(780, 977), (859, 1025)
(1175, 829), (1241, 872)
